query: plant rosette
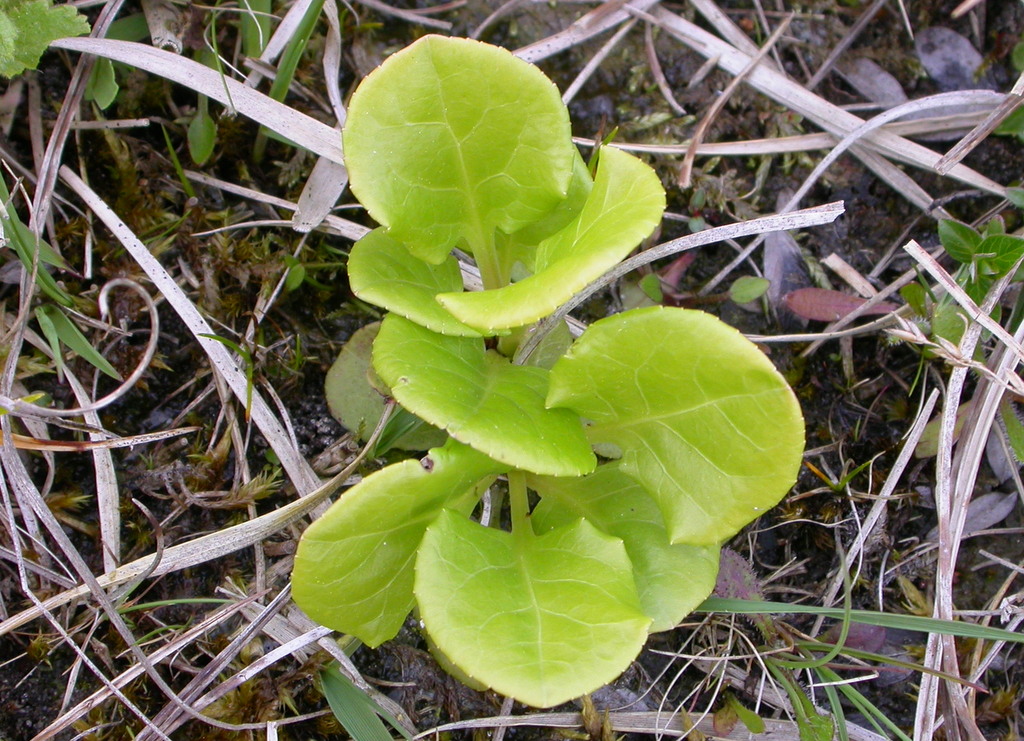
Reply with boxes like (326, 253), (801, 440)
(292, 35), (805, 708)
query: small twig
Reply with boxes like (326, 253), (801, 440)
(643, 22), (686, 115)
(515, 0), (662, 63)
(806, 0), (889, 90)
(353, 0), (452, 29)
(562, 19), (638, 105)
(934, 70), (1024, 174)
(678, 15), (792, 188)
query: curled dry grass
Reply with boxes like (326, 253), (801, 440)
(1, 0), (1022, 738)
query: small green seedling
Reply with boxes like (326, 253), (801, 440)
(904, 217), (1024, 348)
(292, 36), (805, 708)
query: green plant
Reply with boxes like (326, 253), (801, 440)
(1, 173), (122, 382)
(291, 36), (805, 708)
(0, 0), (88, 78)
(900, 216), (1024, 351)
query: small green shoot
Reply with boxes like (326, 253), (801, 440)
(160, 124), (197, 200)
(239, 0), (272, 59)
(729, 275), (770, 304)
(85, 58), (119, 109)
(188, 94), (217, 165)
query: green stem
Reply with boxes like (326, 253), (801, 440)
(498, 327), (525, 358)
(508, 470), (529, 537)
(473, 238), (506, 291)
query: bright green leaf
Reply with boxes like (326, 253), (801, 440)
(547, 307), (804, 545)
(437, 147), (666, 331)
(1007, 188), (1024, 209)
(975, 233), (1024, 275)
(530, 464), (720, 632)
(638, 273), (664, 303)
(930, 303), (968, 347)
(291, 439), (504, 646)
(348, 228), (482, 337)
(342, 35), (574, 263)
(983, 217), (1005, 238)
(725, 693), (766, 734)
(900, 283), (927, 316)
(0, 0), (89, 78)
(282, 255), (306, 292)
(415, 510), (650, 707)
(937, 220), (981, 263)
(372, 314), (595, 476)
(506, 149), (594, 250)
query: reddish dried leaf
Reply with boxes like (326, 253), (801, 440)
(659, 251), (697, 288)
(713, 702), (739, 737)
(783, 287), (897, 322)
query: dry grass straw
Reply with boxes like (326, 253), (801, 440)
(0, 0), (1021, 737)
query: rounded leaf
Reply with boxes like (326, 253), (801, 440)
(343, 35), (574, 262)
(415, 511), (651, 707)
(348, 228), (482, 337)
(373, 314), (595, 476)
(530, 464), (720, 632)
(292, 440), (505, 646)
(547, 307), (804, 546)
(437, 147), (666, 331)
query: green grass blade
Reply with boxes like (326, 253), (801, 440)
(252, 0), (324, 161)
(814, 672), (847, 741)
(814, 665), (912, 741)
(320, 663), (410, 741)
(240, 0), (272, 57)
(1, 175), (74, 307)
(160, 124), (196, 199)
(35, 305), (120, 380)
(699, 598), (1024, 644)
(796, 640), (984, 690)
